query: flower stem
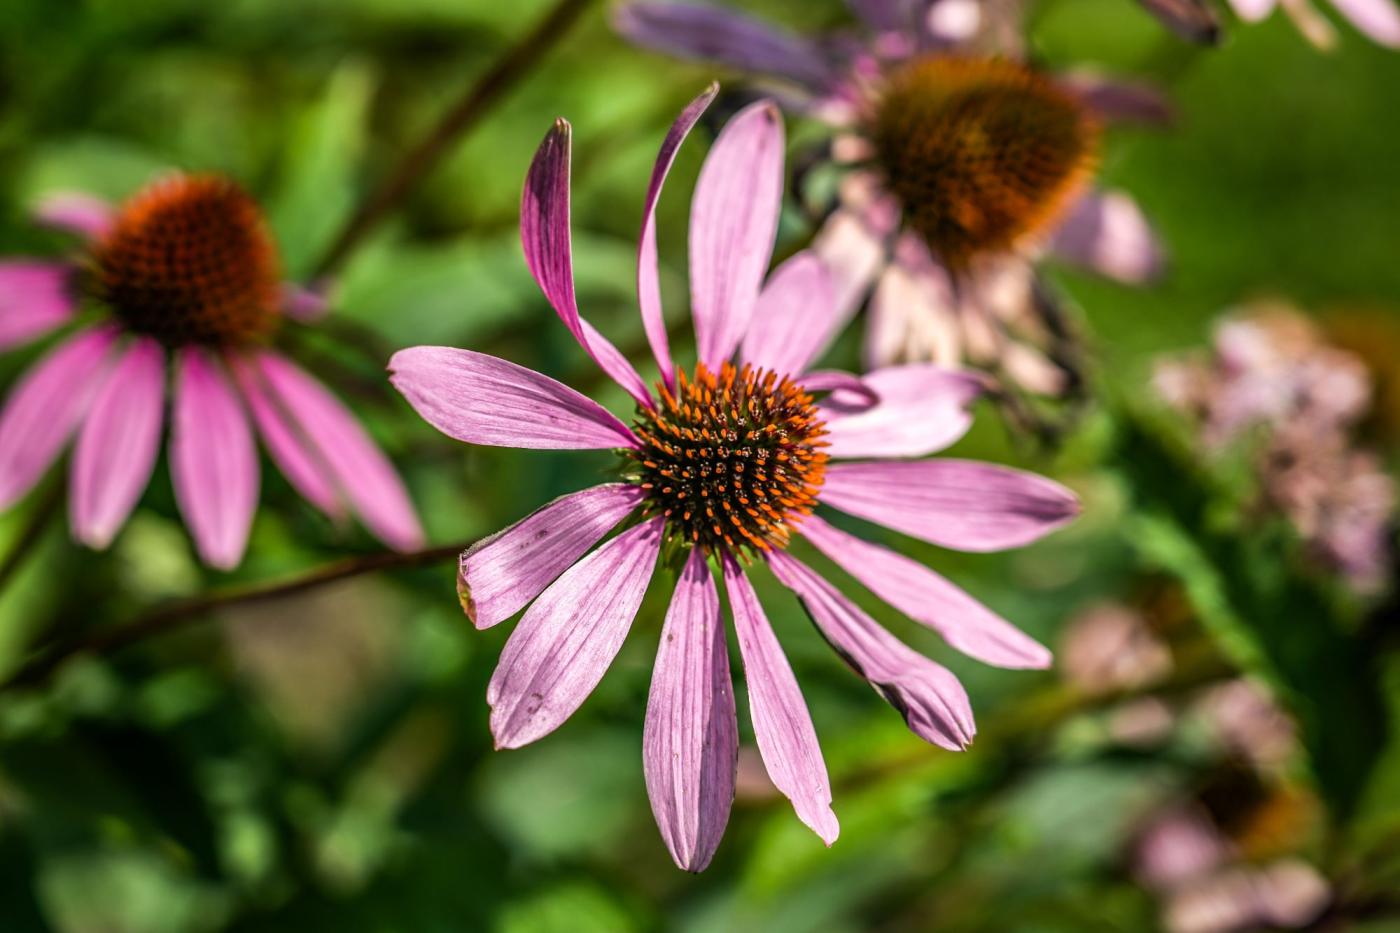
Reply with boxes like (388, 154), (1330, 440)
(0, 481), (63, 597)
(313, 0), (596, 279)
(0, 539), (475, 693)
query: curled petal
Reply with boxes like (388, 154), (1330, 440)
(820, 364), (982, 459)
(32, 192), (114, 241)
(0, 262), (79, 351)
(389, 346), (637, 450)
(1052, 191), (1164, 285)
(644, 548), (737, 872)
(742, 252), (840, 377)
(489, 518), (663, 749)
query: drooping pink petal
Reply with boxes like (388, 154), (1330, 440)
(812, 174), (898, 325)
(0, 261), (79, 351)
(170, 347), (259, 570)
(723, 553), (838, 844)
(1329, 0), (1400, 45)
(690, 100), (785, 370)
(1228, 0), (1278, 21)
(489, 517), (663, 749)
(799, 515), (1051, 669)
(254, 351), (423, 551)
(70, 338), (166, 549)
(389, 346), (638, 450)
(1059, 73), (1175, 126)
(32, 192), (114, 241)
(638, 84), (718, 392)
(644, 547), (738, 872)
(864, 237), (962, 370)
(0, 326), (116, 508)
(614, 2), (837, 89)
(820, 365), (983, 459)
(1051, 191), (1164, 285)
(459, 483), (644, 629)
(741, 252), (840, 377)
(521, 119), (653, 407)
(281, 283), (330, 322)
(820, 460), (1080, 552)
(767, 550), (975, 750)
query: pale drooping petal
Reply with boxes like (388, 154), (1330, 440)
(1051, 191), (1164, 285)
(170, 347), (259, 570)
(812, 175), (898, 326)
(723, 553), (838, 844)
(820, 460), (1080, 552)
(521, 119), (652, 407)
(864, 235), (961, 370)
(389, 347), (637, 450)
(741, 252), (840, 377)
(254, 352), (423, 551)
(638, 83), (718, 391)
(70, 338), (166, 549)
(1328, 0), (1400, 45)
(690, 100), (785, 370)
(489, 518), (663, 749)
(32, 192), (115, 241)
(1229, 0), (1279, 21)
(820, 365), (983, 459)
(614, 2), (837, 90)
(799, 515), (1051, 669)
(644, 548), (738, 872)
(459, 483), (644, 629)
(0, 327), (116, 508)
(767, 551), (975, 750)
(0, 262), (79, 351)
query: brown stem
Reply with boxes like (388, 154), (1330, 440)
(0, 539), (474, 693)
(313, 0), (596, 279)
(0, 481), (64, 596)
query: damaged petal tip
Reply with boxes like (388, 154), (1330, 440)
(456, 561), (479, 626)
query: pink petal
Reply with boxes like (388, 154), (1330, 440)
(254, 352), (423, 551)
(1329, 0), (1400, 45)
(1051, 191), (1164, 285)
(638, 84), (718, 392)
(644, 547), (738, 872)
(741, 252), (839, 377)
(767, 550), (975, 750)
(799, 515), (1051, 669)
(70, 338), (166, 549)
(488, 518), (663, 749)
(0, 261), (79, 351)
(459, 483), (644, 629)
(0, 326), (116, 508)
(1135, 0), (1223, 43)
(864, 235), (960, 370)
(389, 346), (637, 450)
(170, 348), (259, 570)
(281, 283), (330, 322)
(1058, 73), (1176, 126)
(819, 364), (983, 459)
(690, 100), (785, 370)
(797, 370), (874, 397)
(32, 192), (114, 241)
(521, 119), (653, 408)
(1229, 0), (1278, 21)
(723, 553), (838, 844)
(820, 460), (1080, 552)
(811, 175), (898, 325)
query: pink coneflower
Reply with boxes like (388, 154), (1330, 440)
(0, 175), (422, 568)
(615, 2), (1165, 399)
(389, 87), (1079, 870)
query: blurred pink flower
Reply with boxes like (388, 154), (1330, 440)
(1060, 602), (1173, 695)
(389, 88), (1080, 871)
(1192, 678), (1298, 771)
(0, 175), (422, 568)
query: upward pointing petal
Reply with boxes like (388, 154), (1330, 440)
(741, 251), (839, 377)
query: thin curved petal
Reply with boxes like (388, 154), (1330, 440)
(460, 483), (644, 629)
(820, 365), (983, 459)
(741, 252), (840, 376)
(797, 370), (873, 398)
(691, 100), (785, 370)
(32, 192), (114, 241)
(644, 548), (737, 872)
(767, 550), (975, 750)
(1136, 0), (1223, 42)
(70, 338), (166, 549)
(1051, 191), (1164, 285)
(255, 352), (423, 551)
(0, 326), (116, 508)
(488, 518), (663, 749)
(0, 262), (79, 351)
(800, 515), (1051, 669)
(614, 2), (836, 89)
(723, 554), (838, 844)
(639, 84), (718, 391)
(1059, 73), (1176, 126)
(389, 346), (637, 450)
(1329, 0), (1400, 45)
(522, 119), (652, 407)
(170, 348), (258, 570)
(820, 460), (1080, 552)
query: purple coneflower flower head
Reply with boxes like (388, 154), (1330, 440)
(389, 87), (1080, 871)
(0, 174), (423, 568)
(1228, 0), (1400, 49)
(615, 2), (1167, 399)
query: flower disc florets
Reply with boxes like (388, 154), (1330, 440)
(869, 56), (1099, 271)
(88, 174), (282, 346)
(628, 363), (829, 556)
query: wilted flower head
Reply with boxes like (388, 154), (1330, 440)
(616, 1), (1166, 401)
(0, 174), (422, 568)
(389, 87), (1080, 870)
